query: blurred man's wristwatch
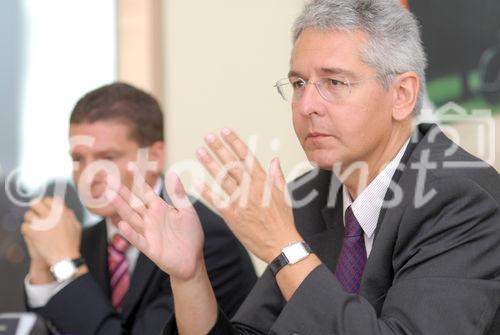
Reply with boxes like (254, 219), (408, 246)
(269, 241), (312, 276)
(50, 257), (86, 283)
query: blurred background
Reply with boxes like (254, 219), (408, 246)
(1, 0), (499, 312)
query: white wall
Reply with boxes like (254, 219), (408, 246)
(164, 0), (310, 178)
(163, 0), (309, 273)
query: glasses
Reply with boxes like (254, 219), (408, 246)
(273, 75), (378, 102)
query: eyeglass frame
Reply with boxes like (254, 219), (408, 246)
(273, 73), (394, 102)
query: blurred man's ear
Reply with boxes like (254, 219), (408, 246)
(148, 141), (165, 174)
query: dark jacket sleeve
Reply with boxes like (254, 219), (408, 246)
(195, 201), (257, 318)
(35, 272), (174, 335)
(165, 176), (500, 335)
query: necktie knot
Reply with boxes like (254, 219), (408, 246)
(111, 234), (129, 254)
(344, 207), (363, 237)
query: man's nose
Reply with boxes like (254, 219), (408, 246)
(293, 82), (326, 117)
(76, 160), (106, 182)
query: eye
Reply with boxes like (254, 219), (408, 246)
(98, 152), (120, 161)
(102, 155), (118, 162)
(328, 78), (346, 87)
(71, 155), (81, 163)
(290, 78), (305, 89)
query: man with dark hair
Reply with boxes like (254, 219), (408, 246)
(21, 82), (257, 334)
(70, 82), (164, 147)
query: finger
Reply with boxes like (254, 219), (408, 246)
(117, 185), (149, 220)
(269, 158), (286, 192)
(204, 133), (245, 183)
(118, 220), (148, 252)
(269, 157), (292, 206)
(50, 197), (70, 219)
(29, 197), (52, 217)
(129, 191), (148, 217)
(220, 128), (265, 176)
(106, 187), (145, 235)
(51, 195), (65, 204)
(20, 222), (31, 237)
(128, 164), (157, 206)
(29, 198), (63, 231)
(116, 183), (149, 217)
(43, 197), (72, 224)
(24, 210), (38, 223)
(131, 198), (148, 217)
(41, 196), (65, 212)
(20, 226), (35, 251)
(196, 147), (240, 197)
(165, 171), (193, 210)
(194, 179), (231, 213)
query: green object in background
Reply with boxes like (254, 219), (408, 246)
(427, 71), (500, 117)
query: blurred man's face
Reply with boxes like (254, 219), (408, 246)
(69, 121), (163, 220)
(290, 28), (395, 172)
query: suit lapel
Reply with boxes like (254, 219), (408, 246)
(291, 169), (345, 272)
(83, 220), (158, 318)
(359, 125), (424, 310)
(121, 253), (157, 319)
(81, 220), (111, 298)
(372, 127), (422, 240)
(314, 189), (344, 271)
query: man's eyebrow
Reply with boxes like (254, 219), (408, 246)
(70, 149), (122, 156)
(288, 67), (357, 79)
(94, 149), (122, 156)
(288, 70), (303, 78)
(319, 67), (357, 78)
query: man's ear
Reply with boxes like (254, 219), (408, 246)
(391, 71), (419, 121)
(148, 141), (165, 174)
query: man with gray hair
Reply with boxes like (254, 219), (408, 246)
(110, 0), (500, 334)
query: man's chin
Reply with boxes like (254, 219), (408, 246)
(305, 151), (340, 171)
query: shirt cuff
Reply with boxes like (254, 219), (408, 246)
(24, 275), (73, 308)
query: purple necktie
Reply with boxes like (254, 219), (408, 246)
(335, 206), (367, 294)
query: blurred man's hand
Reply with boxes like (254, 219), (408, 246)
(21, 197), (85, 283)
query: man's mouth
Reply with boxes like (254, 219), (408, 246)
(306, 131), (331, 139)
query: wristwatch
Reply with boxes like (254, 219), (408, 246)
(269, 241), (312, 276)
(50, 257), (85, 283)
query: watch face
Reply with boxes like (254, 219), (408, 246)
(52, 260), (76, 282)
(282, 242), (309, 264)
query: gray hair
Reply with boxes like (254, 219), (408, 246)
(292, 0), (427, 113)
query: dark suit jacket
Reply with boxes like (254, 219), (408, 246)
(164, 123), (500, 335)
(0, 177), (31, 313)
(31, 193), (257, 334)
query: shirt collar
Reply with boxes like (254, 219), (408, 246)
(106, 177), (163, 241)
(342, 138), (409, 238)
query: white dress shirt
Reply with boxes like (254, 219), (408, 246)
(25, 178), (162, 308)
(342, 138), (409, 257)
